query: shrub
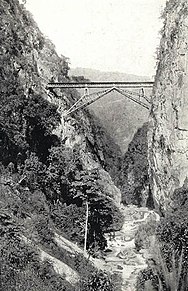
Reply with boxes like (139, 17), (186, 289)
(136, 207), (188, 290)
(135, 215), (157, 251)
(21, 153), (46, 191)
(51, 203), (85, 246)
(0, 221), (72, 291)
(136, 267), (158, 291)
(136, 239), (188, 291)
(78, 270), (115, 291)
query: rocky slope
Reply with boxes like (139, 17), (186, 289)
(148, 0), (188, 212)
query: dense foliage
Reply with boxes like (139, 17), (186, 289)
(0, 93), (60, 165)
(0, 162), (117, 290)
(78, 271), (115, 291)
(0, 208), (73, 291)
(0, 89), (120, 283)
(136, 183), (188, 291)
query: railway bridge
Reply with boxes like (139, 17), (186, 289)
(46, 81), (154, 116)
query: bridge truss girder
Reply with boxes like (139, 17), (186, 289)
(47, 82), (153, 117)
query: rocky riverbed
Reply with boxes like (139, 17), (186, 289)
(103, 205), (160, 291)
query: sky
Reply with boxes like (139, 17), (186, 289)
(25, 0), (166, 77)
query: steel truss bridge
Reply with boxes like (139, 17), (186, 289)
(46, 81), (154, 116)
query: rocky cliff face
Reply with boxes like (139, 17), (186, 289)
(118, 123), (151, 207)
(148, 0), (188, 212)
(0, 0), (121, 205)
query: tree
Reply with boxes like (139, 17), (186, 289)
(70, 169), (113, 252)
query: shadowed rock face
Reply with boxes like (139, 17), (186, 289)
(118, 123), (150, 208)
(148, 0), (188, 212)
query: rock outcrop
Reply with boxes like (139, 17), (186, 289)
(148, 0), (188, 212)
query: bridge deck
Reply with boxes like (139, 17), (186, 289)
(47, 81), (154, 89)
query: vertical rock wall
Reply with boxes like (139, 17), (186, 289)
(148, 0), (188, 212)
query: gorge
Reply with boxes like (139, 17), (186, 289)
(1, 0), (188, 290)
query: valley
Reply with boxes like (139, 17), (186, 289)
(70, 67), (152, 153)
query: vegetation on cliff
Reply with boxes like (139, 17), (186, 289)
(136, 1), (188, 289)
(136, 189), (188, 291)
(0, 0), (123, 290)
(148, 0), (188, 212)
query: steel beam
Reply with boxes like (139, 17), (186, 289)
(47, 81), (154, 89)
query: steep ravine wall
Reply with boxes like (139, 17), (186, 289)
(0, 0), (121, 205)
(148, 0), (188, 212)
(118, 123), (150, 207)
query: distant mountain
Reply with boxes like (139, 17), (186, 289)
(69, 67), (152, 153)
(70, 67), (152, 82)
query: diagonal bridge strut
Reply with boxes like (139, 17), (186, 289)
(46, 81), (153, 116)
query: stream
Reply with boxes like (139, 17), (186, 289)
(103, 205), (160, 291)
